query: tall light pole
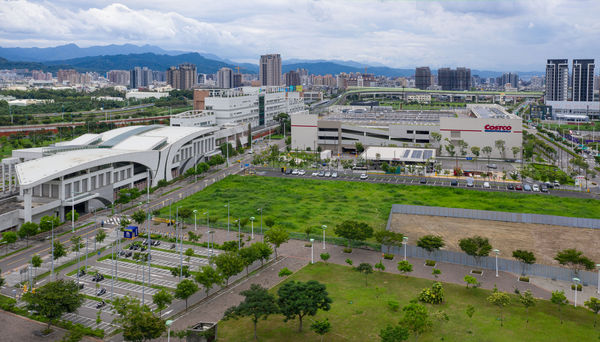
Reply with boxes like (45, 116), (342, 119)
(321, 225), (327, 249)
(71, 187), (75, 233)
(166, 319), (173, 342)
(204, 211), (210, 256)
(250, 217), (255, 240)
(176, 206), (182, 280)
(225, 203), (230, 232)
(573, 277), (581, 307)
(85, 237), (89, 272)
(235, 219), (241, 250)
(193, 210), (197, 232)
(51, 219), (55, 281)
(493, 249), (500, 277)
(402, 237), (408, 261)
(257, 208), (263, 240)
(597, 264), (600, 294)
(310, 238), (315, 264)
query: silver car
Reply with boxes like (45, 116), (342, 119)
(324, 171), (331, 177)
(331, 172), (338, 178)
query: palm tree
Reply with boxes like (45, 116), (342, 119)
(482, 146), (493, 165)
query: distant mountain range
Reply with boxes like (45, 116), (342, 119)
(0, 43), (545, 78)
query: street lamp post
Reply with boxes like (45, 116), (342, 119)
(257, 208), (263, 241)
(166, 320), (173, 342)
(321, 225), (327, 249)
(402, 237), (408, 261)
(204, 211), (210, 253)
(597, 264), (600, 294)
(193, 210), (197, 232)
(225, 203), (230, 233)
(250, 217), (255, 240)
(493, 249), (500, 277)
(51, 220), (55, 281)
(573, 277), (581, 307)
(235, 219), (241, 250)
(176, 206), (182, 280)
(310, 238), (315, 264)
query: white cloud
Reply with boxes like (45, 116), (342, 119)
(1, 0), (600, 70)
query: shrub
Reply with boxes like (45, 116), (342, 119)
(571, 284), (583, 291)
(278, 267), (293, 277)
(471, 269), (483, 275)
(304, 243), (313, 247)
(343, 248), (353, 253)
(383, 253), (394, 260)
(418, 282), (444, 304)
(519, 276), (530, 283)
(345, 258), (353, 266)
(432, 268), (441, 278)
(425, 259), (436, 267)
(387, 300), (400, 312)
(320, 253), (330, 263)
(464, 275), (480, 288)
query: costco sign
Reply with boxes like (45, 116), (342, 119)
(484, 124), (512, 133)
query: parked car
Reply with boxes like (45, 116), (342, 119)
(77, 282), (85, 290)
(523, 184), (532, 191)
(92, 274), (104, 282)
(311, 171), (319, 176)
(77, 269), (86, 277)
(360, 174), (368, 180)
(170, 243), (176, 249)
(515, 184), (523, 190)
(125, 251), (133, 257)
(291, 169), (299, 175)
(544, 181), (554, 189)
(506, 184), (515, 190)
(540, 185), (549, 192)
(554, 180), (560, 187)
(466, 178), (474, 187)
(450, 180), (458, 186)
(483, 182), (490, 188)
(96, 301), (106, 309)
(298, 170), (306, 175)
(318, 171), (325, 177)
(324, 171), (331, 177)
(285, 168), (292, 175)
(532, 184), (540, 192)
(331, 172), (338, 178)
(420, 178), (427, 184)
(96, 288), (106, 296)
(487, 164), (498, 169)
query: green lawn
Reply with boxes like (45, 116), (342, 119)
(218, 263), (599, 342)
(157, 175), (600, 234)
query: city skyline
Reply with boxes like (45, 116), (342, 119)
(2, 0), (600, 71)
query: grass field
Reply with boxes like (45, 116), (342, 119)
(218, 263), (598, 341)
(157, 175), (600, 235)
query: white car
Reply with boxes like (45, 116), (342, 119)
(324, 171), (331, 177)
(311, 172), (319, 176)
(291, 169), (299, 175)
(360, 173), (368, 180)
(483, 182), (490, 188)
(332, 172), (338, 178)
(298, 170), (306, 175)
(532, 184), (540, 192)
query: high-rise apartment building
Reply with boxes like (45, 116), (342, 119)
(217, 67), (234, 88)
(572, 59), (595, 102)
(233, 74), (243, 88)
(415, 67), (432, 90)
(166, 64), (197, 90)
(107, 70), (130, 86)
(285, 70), (301, 87)
(498, 72), (519, 89)
(130, 67), (153, 88)
(437, 67), (471, 91)
(545, 59), (569, 101)
(259, 54), (282, 86)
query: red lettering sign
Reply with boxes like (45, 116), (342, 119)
(484, 124), (512, 131)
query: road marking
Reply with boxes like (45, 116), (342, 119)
(162, 310), (173, 317)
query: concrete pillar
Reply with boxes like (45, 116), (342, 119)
(8, 165), (12, 192)
(24, 188), (32, 223)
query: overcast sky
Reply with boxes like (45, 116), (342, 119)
(1, 0), (599, 71)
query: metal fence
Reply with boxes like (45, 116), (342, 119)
(387, 204), (600, 229)
(387, 244), (598, 287)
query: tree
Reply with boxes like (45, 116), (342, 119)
(112, 295), (166, 341)
(551, 290), (567, 324)
(511, 146), (521, 160)
(482, 146), (492, 165)
(459, 236), (492, 267)
(66, 210), (79, 222)
(264, 217), (275, 228)
(170, 265), (191, 278)
(375, 261), (386, 272)
(152, 289), (173, 317)
(512, 250), (536, 275)
(397, 260), (413, 277)
(187, 231), (200, 243)
(18, 221), (39, 246)
(303, 226), (313, 240)
(374, 230), (404, 255)
(184, 248), (194, 264)
(1, 231), (17, 255)
(0, 268), (4, 287)
(519, 290), (536, 325)
(39, 215), (60, 232)
(53, 240), (66, 260)
(239, 245), (261, 275)
(495, 140), (506, 159)
(400, 302), (432, 342)
(416, 235), (444, 260)
(463, 275), (479, 289)
(584, 297), (600, 327)
(356, 263), (373, 286)
(355, 142), (365, 153)
(320, 253), (330, 264)
(264, 226), (289, 258)
(379, 324), (409, 342)
(334, 220), (373, 249)
(277, 280), (332, 332)
(23, 279), (84, 332)
(554, 248), (595, 276)
(253, 242), (273, 266)
(131, 209), (147, 226)
(430, 132), (442, 154)
(465, 305), (475, 333)
(70, 235), (83, 275)
(31, 254), (43, 284)
(487, 290), (510, 327)
(224, 284), (279, 341)
(195, 265), (223, 296)
(95, 230), (106, 250)
(175, 279), (198, 311)
(311, 318), (332, 342)
(213, 251), (244, 286)
(471, 146), (481, 169)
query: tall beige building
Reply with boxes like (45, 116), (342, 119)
(259, 54), (282, 86)
(166, 63), (197, 90)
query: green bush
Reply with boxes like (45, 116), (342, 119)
(278, 267), (293, 277)
(425, 259), (436, 267)
(387, 300), (400, 312)
(518, 276), (530, 282)
(432, 268), (441, 277)
(343, 248), (353, 253)
(418, 282), (444, 304)
(571, 284), (583, 291)
(383, 253), (394, 260)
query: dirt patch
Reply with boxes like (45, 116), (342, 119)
(390, 214), (600, 266)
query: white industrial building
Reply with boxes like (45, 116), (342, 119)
(546, 100), (599, 121)
(291, 104), (522, 159)
(0, 125), (217, 231)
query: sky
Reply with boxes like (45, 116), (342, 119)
(1, 0), (600, 71)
